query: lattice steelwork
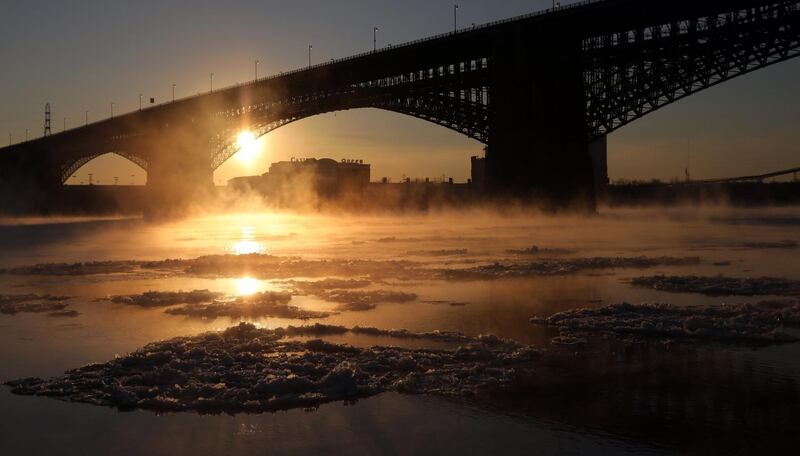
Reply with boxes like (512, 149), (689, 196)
(61, 151), (148, 183)
(6, 0), (800, 189)
(584, 0), (800, 139)
(208, 58), (491, 170)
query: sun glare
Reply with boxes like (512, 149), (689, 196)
(228, 225), (266, 255)
(235, 277), (260, 296)
(235, 131), (260, 165)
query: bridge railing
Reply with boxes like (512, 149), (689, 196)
(130, 0), (605, 112)
(7, 0), (603, 146)
(223, 0), (604, 90)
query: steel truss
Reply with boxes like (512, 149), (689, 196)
(584, 0), (800, 139)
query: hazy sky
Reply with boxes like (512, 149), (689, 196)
(1, 0), (799, 185)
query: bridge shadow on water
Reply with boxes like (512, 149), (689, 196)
(475, 339), (800, 453)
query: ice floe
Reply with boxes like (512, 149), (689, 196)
(631, 275), (800, 297)
(407, 249), (469, 256)
(505, 246), (574, 256)
(443, 256), (700, 280)
(315, 290), (418, 312)
(164, 291), (330, 320)
(0, 294), (76, 317)
(531, 301), (800, 343)
(5, 323), (540, 413)
(110, 290), (224, 308)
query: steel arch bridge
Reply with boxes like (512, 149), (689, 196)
(1, 0), (798, 210)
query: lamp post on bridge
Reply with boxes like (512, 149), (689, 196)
(172, 83), (176, 102)
(110, 102), (114, 118)
(255, 59), (259, 80)
(454, 4), (458, 32)
(308, 45), (313, 68)
(139, 94), (143, 111)
(373, 27), (379, 52)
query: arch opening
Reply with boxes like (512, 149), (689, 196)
(64, 152), (148, 186)
(212, 107), (484, 186)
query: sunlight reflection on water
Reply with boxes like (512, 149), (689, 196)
(235, 277), (261, 296)
(228, 226), (266, 255)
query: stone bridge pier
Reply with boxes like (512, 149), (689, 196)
(486, 29), (596, 211)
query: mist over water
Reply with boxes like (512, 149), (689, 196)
(1, 205), (800, 454)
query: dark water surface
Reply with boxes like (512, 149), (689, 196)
(1, 207), (799, 455)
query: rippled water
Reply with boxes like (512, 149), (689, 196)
(1, 207), (799, 455)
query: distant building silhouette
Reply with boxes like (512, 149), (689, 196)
(229, 157), (370, 202)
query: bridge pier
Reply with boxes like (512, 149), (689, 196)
(0, 148), (64, 214)
(486, 30), (595, 212)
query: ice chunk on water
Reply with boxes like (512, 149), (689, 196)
(532, 301), (800, 343)
(5, 323), (539, 414)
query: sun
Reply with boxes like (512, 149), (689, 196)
(235, 131), (260, 165)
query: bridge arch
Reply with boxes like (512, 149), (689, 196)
(209, 93), (489, 171)
(62, 151), (148, 185)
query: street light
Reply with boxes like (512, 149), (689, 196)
(308, 45), (313, 68)
(255, 59), (259, 80)
(454, 4), (459, 32)
(139, 94), (143, 111)
(85, 110), (89, 126)
(63, 117), (66, 132)
(373, 27), (379, 52)
(172, 83), (176, 102)
(210, 73), (214, 92)
(110, 102), (114, 118)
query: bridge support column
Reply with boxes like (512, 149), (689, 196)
(0, 148), (64, 214)
(487, 31), (595, 212)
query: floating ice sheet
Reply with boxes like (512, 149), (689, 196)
(631, 275), (800, 297)
(5, 323), (539, 414)
(2, 254), (702, 282)
(531, 301), (800, 343)
(0, 294), (76, 317)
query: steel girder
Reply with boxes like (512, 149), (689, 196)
(60, 151), (148, 183)
(208, 63), (491, 170)
(584, 0), (800, 139)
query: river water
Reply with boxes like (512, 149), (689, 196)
(1, 206), (799, 455)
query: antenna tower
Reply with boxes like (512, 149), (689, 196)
(44, 103), (52, 136)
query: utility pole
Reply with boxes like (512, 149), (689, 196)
(454, 4), (459, 32)
(44, 103), (52, 136)
(373, 27), (379, 51)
